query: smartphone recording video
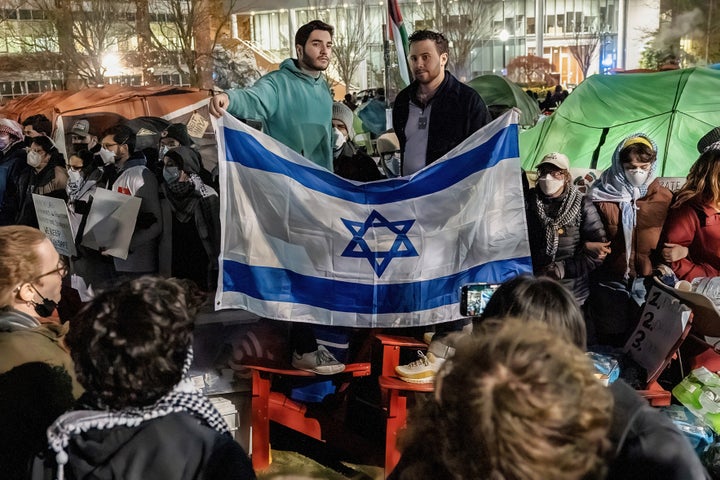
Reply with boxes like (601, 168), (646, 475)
(460, 283), (501, 316)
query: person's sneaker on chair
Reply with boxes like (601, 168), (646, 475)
(292, 345), (346, 375)
(395, 350), (445, 384)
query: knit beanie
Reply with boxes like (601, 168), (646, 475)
(162, 123), (193, 146)
(332, 102), (355, 140)
(164, 146), (200, 174)
(376, 132), (400, 155)
(0, 118), (24, 141)
(698, 127), (720, 153)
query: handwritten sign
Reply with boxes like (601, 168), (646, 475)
(32, 194), (76, 257)
(186, 112), (209, 139)
(624, 285), (692, 383)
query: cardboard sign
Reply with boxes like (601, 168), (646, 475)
(32, 194), (77, 257)
(186, 112), (209, 139)
(624, 285), (692, 383)
(81, 188), (141, 260)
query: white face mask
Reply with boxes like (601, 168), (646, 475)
(625, 168), (650, 187)
(99, 147), (115, 165)
(332, 127), (345, 151)
(27, 150), (43, 168)
(537, 175), (565, 196)
(159, 145), (170, 159)
(67, 169), (83, 185)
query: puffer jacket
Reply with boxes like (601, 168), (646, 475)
(593, 179), (672, 280)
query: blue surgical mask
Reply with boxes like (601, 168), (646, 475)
(163, 166), (180, 184)
(159, 145), (170, 158)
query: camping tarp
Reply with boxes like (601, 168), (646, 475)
(468, 74), (541, 128)
(520, 67), (720, 177)
(0, 85), (216, 171)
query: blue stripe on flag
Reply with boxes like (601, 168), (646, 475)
(223, 123), (519, 205)
(221, 256), (532, 314)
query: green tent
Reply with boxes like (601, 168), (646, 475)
(520, 67), (720, 177)
(467, 74), (541, 128)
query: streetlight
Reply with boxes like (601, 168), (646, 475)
(498, 29), (509, 75)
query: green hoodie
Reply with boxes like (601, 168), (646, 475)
(226, 58), (333, 171)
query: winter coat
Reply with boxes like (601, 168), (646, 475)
(225, 58), (333, 171)
(392, 71), (491, 166)
(0, 308), (82, 398)
(658, 200), (720, 280)
(0, 140), (28, 225)
(526, 187), (607, 304)
(15, 163), (68, 228)
(111, 153), (162, 274)
(31, 412), (256, 480)
(593, 179), (672, 281)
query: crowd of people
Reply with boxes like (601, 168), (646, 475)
(1, 16), (719, 480)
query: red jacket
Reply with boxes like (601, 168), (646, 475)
(659, 200), (720, 280)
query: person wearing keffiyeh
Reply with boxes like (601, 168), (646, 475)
(585, 134), (672, 347)
(31, 276), (256, 480)
(526, 152), (608, 306)
(158, 146), (221, 292)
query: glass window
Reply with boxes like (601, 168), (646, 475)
(527, 17), (535, 35)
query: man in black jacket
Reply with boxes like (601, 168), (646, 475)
(392, 29), (491, 176)
(392, 30), (492, 383)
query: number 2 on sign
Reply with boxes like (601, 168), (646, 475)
(631, 309), (656, 351)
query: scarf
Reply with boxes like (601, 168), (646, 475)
(590, 133), (658, 279)
(166, 174), (216, 223)
(46, 347), (228, 480)
(533, 184), (583, 259)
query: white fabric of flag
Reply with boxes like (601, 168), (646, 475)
(214, 110), (532, 328)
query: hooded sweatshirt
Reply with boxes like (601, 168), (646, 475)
(225, 58), (333, 171)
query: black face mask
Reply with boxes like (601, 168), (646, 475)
(30, 284), (57, 318)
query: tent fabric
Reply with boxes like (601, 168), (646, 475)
(520, 67), (720, 177)
(467, 74), (541, 128)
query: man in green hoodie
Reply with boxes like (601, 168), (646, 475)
(209, 20), (335, 171)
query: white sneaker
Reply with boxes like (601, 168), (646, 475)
(292, 345), (346, 375)
(395, 350), (445, 384)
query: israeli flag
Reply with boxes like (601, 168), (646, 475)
(214, 110), (531, 328)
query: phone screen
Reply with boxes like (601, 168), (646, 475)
(460, 283), (501, 316)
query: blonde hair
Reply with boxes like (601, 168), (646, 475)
(400, 318), (612, 480)
(0, 226), (47, 307)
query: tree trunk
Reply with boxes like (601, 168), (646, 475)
(135, 0), (156, 85)
(54, 0), (82, 89)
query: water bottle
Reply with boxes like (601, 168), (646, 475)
(690, 277), (720, 309)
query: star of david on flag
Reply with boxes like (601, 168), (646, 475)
(214, 110), (532, 328)
(341, 210), (418, 277)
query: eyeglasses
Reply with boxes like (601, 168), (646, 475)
(66, 164), (83, 171)
(536, 169), (565, 179)
(37, 259), (69, 279)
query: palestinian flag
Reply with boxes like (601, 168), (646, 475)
(388, 0), (410, 86)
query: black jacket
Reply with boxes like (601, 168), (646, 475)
(32, 412), (256, 480)
(526, 187), (607, 304)
(607, 379), (710, 480)
(392, 72), (491, 168)
(0, 141), (29, 225)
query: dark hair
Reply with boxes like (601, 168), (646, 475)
(67, 276), (205, 409)
(100, 124), (136, 154)
(479, 275), (587, 349)
(70, 149), (95, 172)
(619, 142), (656, 165)
(294, 20), (334, 48)
(408, 29), (449, 56)
(22, 114), (52, 136)
(30, 134), (56, 155)
(673, 148), (720, 208)
(399, 318), (612, 480)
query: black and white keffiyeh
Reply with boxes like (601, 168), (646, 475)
(533, 184), (583, 259)
(46, 347), (228, 480)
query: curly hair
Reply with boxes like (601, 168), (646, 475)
(479, 275), (587, 349)
(0, 226), (47, 308)
(67, 276), (205, 409)
(673, 149), (720, 208)
(408, 30), (449, 57)
(399, 318), (612, 480)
